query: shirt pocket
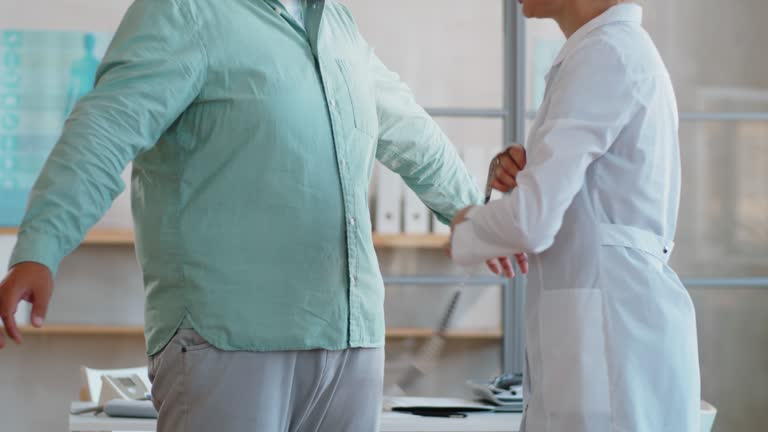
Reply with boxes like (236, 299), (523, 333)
(335, 58), (377, 139)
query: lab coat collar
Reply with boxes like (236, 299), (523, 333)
(551, 3), (643, 68)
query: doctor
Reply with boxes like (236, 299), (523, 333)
(450, 1), (700, 431)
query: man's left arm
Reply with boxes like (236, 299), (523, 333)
(368, 51), (481, 225)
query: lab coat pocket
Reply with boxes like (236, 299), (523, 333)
(539, 289), (610, 421)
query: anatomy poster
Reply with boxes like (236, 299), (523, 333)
(0, 30), (112, 226)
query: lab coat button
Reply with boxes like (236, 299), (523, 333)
(663, 247), (669, 254)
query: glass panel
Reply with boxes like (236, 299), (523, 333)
(524, 19), (564, 112)
(690, 288), (768, 432)
(345, 0), (504, 109)
(673, 121), (768, 277)
(643, 0), (768, 112)
(385, 339), (502, 398)
(384, 284), (501, 332)
(525, 1), (768, 113)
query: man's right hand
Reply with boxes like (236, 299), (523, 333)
(0, 262), (53, 348)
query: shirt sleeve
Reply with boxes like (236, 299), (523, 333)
(452, 41), (638, 265)
(10, 0), (206, 275)
(368, 49), (483, 226)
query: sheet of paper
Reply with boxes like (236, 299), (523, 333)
(384, 396), (494, 411)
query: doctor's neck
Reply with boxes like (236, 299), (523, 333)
(534, 0), (631, 38)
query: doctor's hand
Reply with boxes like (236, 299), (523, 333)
(0, 262), (54, 348)
(491, 144), (527, 193)
(448, 207), (528, 278)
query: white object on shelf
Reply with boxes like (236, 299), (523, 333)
(432, 214), (451, 235)
(375, 164), (403, 234)
(0, 234), (30, 325)
(96, 165), (134, 230)
(104, 399), (157, 419)
(81, 366), (150, 404)
(403, 188), (429, 234)
(0, 234), (15, 280)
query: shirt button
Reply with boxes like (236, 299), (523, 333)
(349, 217), (356, 226)
(330, 99), (337, 109)
(341, 160), (347, 169)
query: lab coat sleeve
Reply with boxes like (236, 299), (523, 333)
(10, 0), (206, 275)
(452, 41), (638, 265)
(368, 49), (483, 225)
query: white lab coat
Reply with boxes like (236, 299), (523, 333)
(452, 5), (700, 432)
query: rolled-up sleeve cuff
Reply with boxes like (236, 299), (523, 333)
(9, 232), (65, 276)
(434, 190), (485, 227)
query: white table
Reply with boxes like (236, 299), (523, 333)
(69, 402), (522, 432)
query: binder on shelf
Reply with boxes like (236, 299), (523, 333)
(403, 188), (430, 234)
(0, 234), (13, 276)
(375, 164), (403, 234)
(432, 214), (451, 235)
(96, 165), (134, 230)
(0, 234), (28, 325)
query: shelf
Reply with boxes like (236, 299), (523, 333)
(386, 328), (503, 340)
(16, 325), (144, 336)
(372, 234), (449, 249)
(0, 228), (135, 246)
(0, 228), (448, 249)
(12, 325), (502, 340)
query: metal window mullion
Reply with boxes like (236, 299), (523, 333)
(502, 0), (527, 376)
(382, 276), (768, 287)
(682, 277), (768, 288)
(425, 108), (507, 118)
(525, 110), (768, 121)
(679, 112), (768, 121)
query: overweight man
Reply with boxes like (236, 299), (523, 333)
(0, 1), (513, 431)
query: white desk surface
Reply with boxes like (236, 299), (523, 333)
(69, 402), (522, 432)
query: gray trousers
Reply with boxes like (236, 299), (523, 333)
(148, 329), (385, 432)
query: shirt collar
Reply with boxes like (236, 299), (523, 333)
(551, 3), (643, 68)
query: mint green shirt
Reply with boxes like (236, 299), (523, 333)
(10, 0), (481, 355)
